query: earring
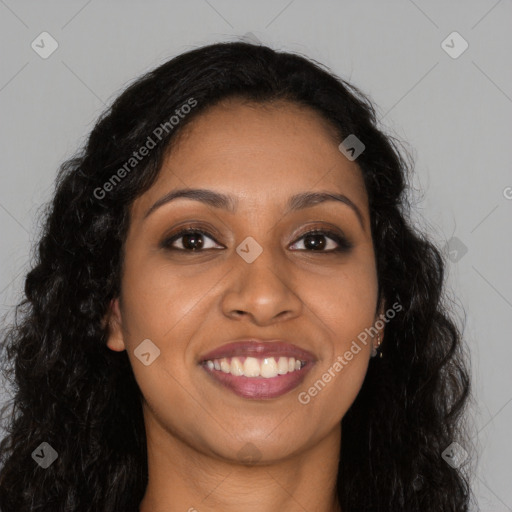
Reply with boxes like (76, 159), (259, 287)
(371, 332), (383, 358)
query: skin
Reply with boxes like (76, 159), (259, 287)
(106, 98), (385, 512)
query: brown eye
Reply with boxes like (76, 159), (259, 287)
(161, 229), (222, 251)
(290, 229), (353, 253)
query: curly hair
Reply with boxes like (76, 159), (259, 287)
(0, 41), (476, 511)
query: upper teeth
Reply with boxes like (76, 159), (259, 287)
(204, 356), (305, 378)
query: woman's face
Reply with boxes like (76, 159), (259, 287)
(107, 98), (382, 463)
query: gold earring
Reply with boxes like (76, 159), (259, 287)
(372, 332), (383, 358)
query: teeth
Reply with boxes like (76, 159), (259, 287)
(230, 357), (244, 376)
(204, 356), (306, 378)
(243, 357), (260, 377)
(277, 356), (289, 375)
(220, 358), (231, 373)
(260, 357), (278, 378)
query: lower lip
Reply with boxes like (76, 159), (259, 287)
(201, 363), (314, 400)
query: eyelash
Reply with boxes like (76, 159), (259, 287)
(160, 225), (353, 254)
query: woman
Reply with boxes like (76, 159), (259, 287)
(0, 41), (475, 511)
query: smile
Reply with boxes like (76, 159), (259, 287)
(198, 339), (316, 399)
(203, 355), (306, 378)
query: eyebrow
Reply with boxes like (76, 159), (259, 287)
(144, 187), (365, 230)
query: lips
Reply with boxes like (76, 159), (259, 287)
(198, 339), (316, 400)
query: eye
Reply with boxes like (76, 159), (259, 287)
(290, 229), (353, 253)
(161, 228), (222, 251)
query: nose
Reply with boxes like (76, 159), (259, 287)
(221, 243), (303, 325)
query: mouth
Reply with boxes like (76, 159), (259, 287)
(198, 340), (316, 400)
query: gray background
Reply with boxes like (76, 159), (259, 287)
(0, 1), (511, 510)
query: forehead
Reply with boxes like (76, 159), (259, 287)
(133, 98), (369, 217)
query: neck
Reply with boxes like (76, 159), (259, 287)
(139, 413), (342, 512)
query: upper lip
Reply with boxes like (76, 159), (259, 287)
(198, 338), (316, 363)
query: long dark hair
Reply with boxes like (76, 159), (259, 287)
(0, 41), (476, 511)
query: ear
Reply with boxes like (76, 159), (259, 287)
(375, 295), (386, 323)
(104, 298), (126, 352)
(375, 296), (387, 340)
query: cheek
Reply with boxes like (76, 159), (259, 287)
(117, 250), (226, 400)
(117, 256), (202, 411)
(300, 350), (370, 429)
(312, 259), (379, 344)
(297, 267), (376, 424)
(119, 249), (211, 342)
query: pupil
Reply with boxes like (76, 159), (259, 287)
(183, 233), (203, 250)
(304, 234), (325, 250)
